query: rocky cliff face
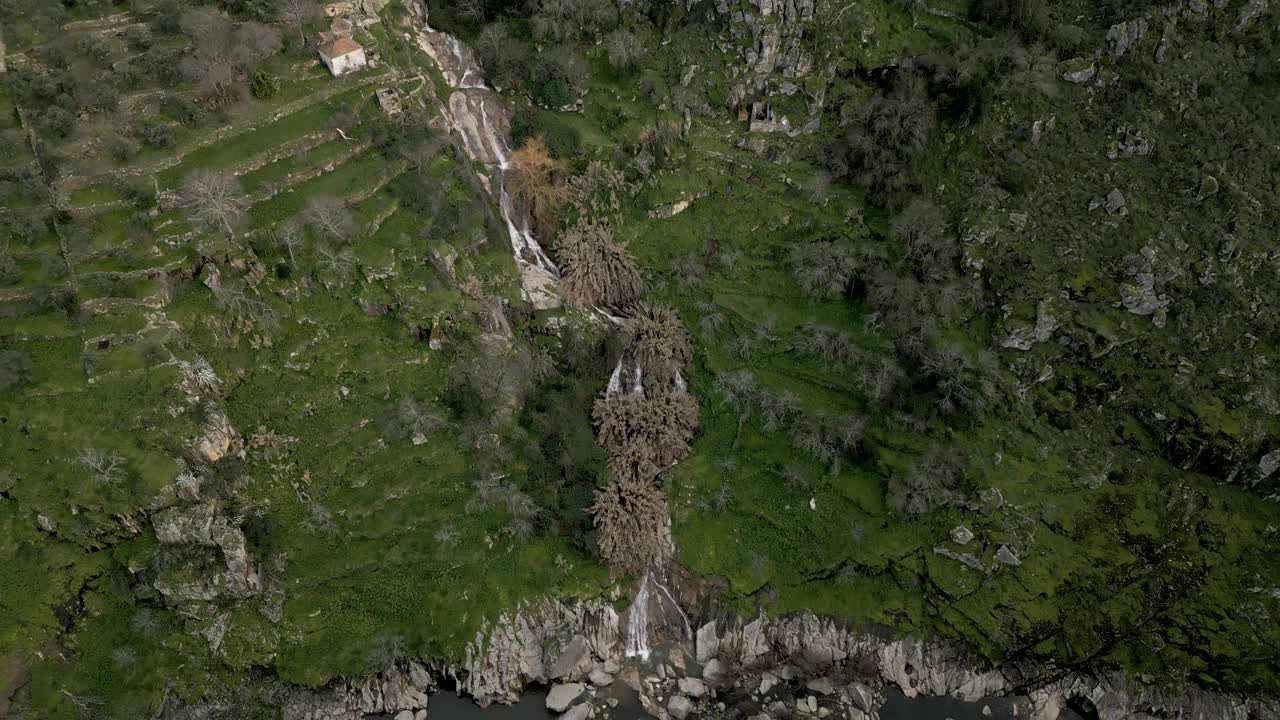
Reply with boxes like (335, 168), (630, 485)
(457, 598), (622, 705)
(264, 598), (1277, 720)
(714, 0), (823, 131)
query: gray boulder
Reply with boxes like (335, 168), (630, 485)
(668, 694), (694, 720)
(546, 683), (584, 713)
(806, 677), (834, 695)
(549, 635), (591, 681)
(678, 677), (707, 698)
(702, 659), (725, 685)
(696, 621), (719, 662)
(995, 545), (1022, 567)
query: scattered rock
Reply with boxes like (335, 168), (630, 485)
(979, 487), (1005, 513)
(1199, 175), (1219, 199)
(934, 546), (985, 572)
(702, 659), (725, 685)
(759, 671), (779, 695)
(1058, 58), (1096, 83)
(950, 526), (975, 545)
(806, 677), (834, 695)
(546, 683), (585, 713)
(1237, 0), (1268, 30)
(602, 658), (621, 675)
(648, 193), (706, 219)
(561, 704), (592, 720)
(1106, 17), (1149, 59)
(668, 694), (694, 720)
(394, 711), (414, 720)
(1119, 273), (1169, 327)
(187, 407), (243, 465)
(847, 683), (874, 713)
(1108, 126), (1153, 160)
(1002, 298), (1060, 351)
(589, 668), (614, 687)
(1258, 449), (1280, 482)
(1104, 188), (1127, 215)
(983, 705), (993, 716)
(995, 545), (1022, 567)
(678, 677), (707, 699)
(669, 647), (687, 673)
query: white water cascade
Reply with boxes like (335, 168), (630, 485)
(624, 572), (653, 660)
(411, 4), (560, 308)
(623, 571), (692, 661)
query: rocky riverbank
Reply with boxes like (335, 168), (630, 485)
(252, 595), (1277, 720)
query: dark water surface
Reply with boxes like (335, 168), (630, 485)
(385, 687), (1076, 720)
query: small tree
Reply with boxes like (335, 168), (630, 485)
(0, 351), (35, 391)
(272, 219), (305, 268)
(304, 195), (353, 244)
(888, 445), (967, 516)
(74, 447), (127, 485)
(180, 170), (245, 241)
(892, 196), (956, 283)
(179, 8), (282, 104)
(556, 220), (643, 308)
(274, 0), (319, 45)
(605, 29), (645, 70)
(789, 241), (863, 299)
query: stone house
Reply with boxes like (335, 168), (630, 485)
(318, 37), (366, 77)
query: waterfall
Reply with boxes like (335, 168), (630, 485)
(605, 358), (625, 399)
(624, 572), (652, 660)
(413, 8), (560, 308)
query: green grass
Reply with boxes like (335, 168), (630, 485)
(238, 138), (355, 194)
(156, 83), (381, 189)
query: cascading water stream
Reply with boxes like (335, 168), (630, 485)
(414, 7), (559, 307)
(624, 572), (653, 660)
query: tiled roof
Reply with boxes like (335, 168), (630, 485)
(320, 37), (362, 59)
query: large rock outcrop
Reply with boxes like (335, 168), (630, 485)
(456, 597), (621, 705)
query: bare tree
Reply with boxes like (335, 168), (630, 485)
(179, 8), (282, 104)
(74, 448), (126, 485)
(506, 136), (569, 238)
(211, 279), (280, 330)
(272, 219), (305, 268)
(316, 244), (357, 280)
(456, 0), (484, 21)
(275, 0), (319, 45)
(888, 445), (967, 516)
(605, 29), (646, 69)
(180, 170), (245, 241)
(304, 196), (354, 244)
(789, 240), (863, 299)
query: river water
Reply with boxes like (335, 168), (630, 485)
(376, 686), (1074, 720)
